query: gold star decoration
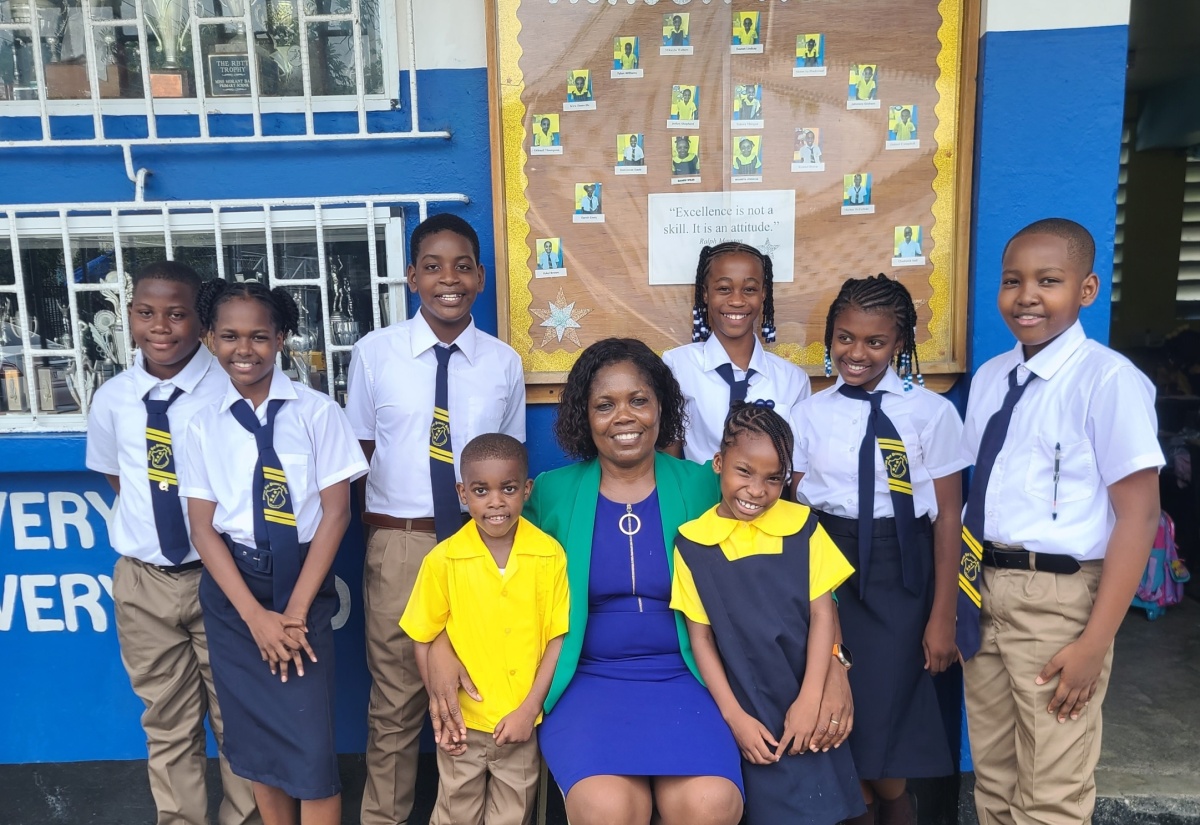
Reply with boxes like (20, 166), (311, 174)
(531, 287), (592, 348)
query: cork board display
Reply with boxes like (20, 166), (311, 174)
(487, 0), (979, 388)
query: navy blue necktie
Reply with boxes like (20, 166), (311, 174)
(430, 344), (461, 542)
(714, 362), (757, 407)
(229, 399), (300, 612)
(144, 387), (190, 564)
(838, 384), (920, 598)
(957, 367), (1035, 660)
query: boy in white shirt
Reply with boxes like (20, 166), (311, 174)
(959, 218), (1163, 825)
(347, 214), (526, 825)
(86, 261), (258, 825)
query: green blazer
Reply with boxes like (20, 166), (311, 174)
(526, 451), (720, 712)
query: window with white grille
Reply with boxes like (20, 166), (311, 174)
(0, 195), (465, 431)
(1177, 154), (1200, 320)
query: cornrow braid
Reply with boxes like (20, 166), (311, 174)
(720, 400), (794, 477)
(196, 277), (300, 337)
(823, 273), (922, 389)
(690, 241), (777, 344)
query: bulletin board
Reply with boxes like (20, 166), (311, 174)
(487, 0), (979, 391)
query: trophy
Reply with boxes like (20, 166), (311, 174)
(285, 289), (315, 386)
(329, 257), (361, 346)
(145, 0), (192, 96)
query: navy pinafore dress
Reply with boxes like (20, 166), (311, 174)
(676, 510), (863, 825)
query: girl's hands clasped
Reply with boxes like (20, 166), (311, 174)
(246, 607), (316, 682)
(728, 709), (780, 765)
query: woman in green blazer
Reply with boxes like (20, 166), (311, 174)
(522, 339), (743, 825)
(426, 339), (854, 824)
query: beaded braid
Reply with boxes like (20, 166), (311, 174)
(720, 400), (794, 477)
(690, 242), (777, 344)
(196, 278), (300, 337)
(822, 273), (923, 389)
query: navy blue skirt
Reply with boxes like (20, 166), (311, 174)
(818, 513), (953, 780)
(199, 540), (340, 799)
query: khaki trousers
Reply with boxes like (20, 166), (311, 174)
(965, 562), (1112, 825)
(112, 557), (259, 825)
(361, 526), (439, 825)
(431, 728), (541, 825)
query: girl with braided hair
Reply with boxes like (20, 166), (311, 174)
(670, 401), (864, 825)
(663, 242), (810, 466)
(181, 278), (368, 825)
(792, 274), (965, 825)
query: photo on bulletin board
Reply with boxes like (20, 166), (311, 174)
(613, 36), (642, 77)
(893, 225), (926, 266)
(616, 133), (647, 175)
(531, 113), (562, 155)
(848, 63), (880, 109)
(536, 237), (566, 278)
(795, 33), (826, 76)
(887, 104), (920, 148)
(731, 83), (763, 128)
(732, 11), (763, 54)
(486, 0), (979, 389)
(792, 127), (825, 171)
(662, 12), (692, 54)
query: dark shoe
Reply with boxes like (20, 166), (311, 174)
(876, 790), (916, 825)
(840, 800), (876, 825)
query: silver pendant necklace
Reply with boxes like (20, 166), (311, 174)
(619, 503), (644, 612)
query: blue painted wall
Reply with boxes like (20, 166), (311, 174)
(968, 26), (1128, 363)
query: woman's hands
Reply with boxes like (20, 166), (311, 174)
(777, 692), (821, 758)
(246, 608), (316, 682)
(426, 632), (482, 748)
(809, 661), (853, 751)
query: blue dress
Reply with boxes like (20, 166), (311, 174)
(538, 492), (743, 796)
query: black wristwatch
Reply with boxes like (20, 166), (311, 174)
(832, 643), (854, 671)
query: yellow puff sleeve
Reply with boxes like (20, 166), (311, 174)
(809, 523), (855, 600)
(669, 548), (711, 625)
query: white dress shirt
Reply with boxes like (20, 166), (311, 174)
(179, 368), (368, 547)
(848, 185), (867, 204)
(798, 144), (822, 164)
(345, 312), (526, 518)
(623, 144), (645, 164)
(663, 335), (812, 465)
(794, 369), (966, 520)
(86, 346), (227, 566)
(898, 239), (922, 257)
(960, 321), (1164, 560)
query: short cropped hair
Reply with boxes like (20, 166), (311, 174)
(410, 214), (481, 264)
(1003, 218), (1096, 273)
(554, 338), (687, 461)
(460, 433), (528, 479)
(132, 260), (202, 294)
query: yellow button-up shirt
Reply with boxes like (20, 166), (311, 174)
(401, 517), (570, 732)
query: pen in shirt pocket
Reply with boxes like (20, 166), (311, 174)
(1052, 442), (1061, 520)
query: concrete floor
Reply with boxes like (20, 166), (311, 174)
(3, 601), (1198, 824)
(1093, 596), (1200, 821)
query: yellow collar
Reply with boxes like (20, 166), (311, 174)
(679, 499), (811, 545)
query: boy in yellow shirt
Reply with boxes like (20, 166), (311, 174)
(401, 433), (569, 825)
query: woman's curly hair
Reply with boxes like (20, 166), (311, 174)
(554, 338), (688, 460)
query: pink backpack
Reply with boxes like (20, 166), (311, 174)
(1131, 511), (1191, 620)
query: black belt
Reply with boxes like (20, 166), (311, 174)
(981, 542), (1081, 575)
(138, 558), (204, 575)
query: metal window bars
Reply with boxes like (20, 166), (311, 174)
(0, 191), (469, 431)
(1, 0), (448, 199)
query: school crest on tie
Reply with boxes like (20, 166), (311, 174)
(961, 551), (979, 582)
(263, 480), (289, 511)
(884, 451), (908, 479)
(430, 413), (451, 449)
(148, 443), (172, 470)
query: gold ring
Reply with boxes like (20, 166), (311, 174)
(830, 719), (840, 725)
